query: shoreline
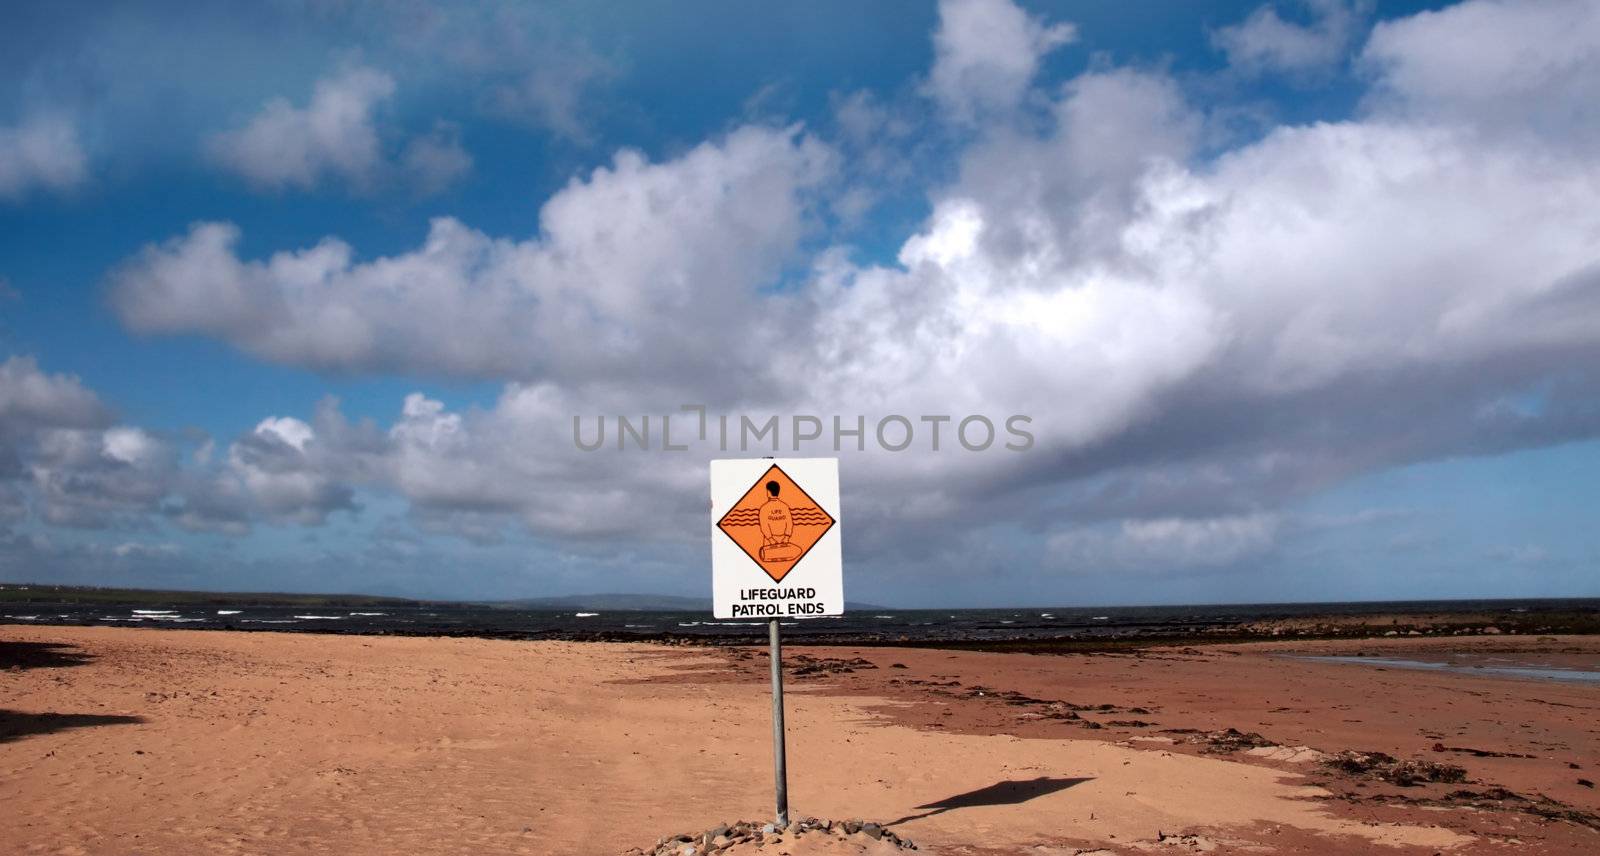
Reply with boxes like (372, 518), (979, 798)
(3, 603), (1597, 651)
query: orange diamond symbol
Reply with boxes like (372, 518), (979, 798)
(716, 464), (836, 583)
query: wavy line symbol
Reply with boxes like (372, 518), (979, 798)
(721, 507), (829, 527)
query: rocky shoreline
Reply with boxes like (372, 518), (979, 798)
(6, 604), (1599, 655)
(196, 605), (1600, 650)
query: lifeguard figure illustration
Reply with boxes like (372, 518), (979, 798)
(759, 480), (794, 559)
(717, 464), (835, 581)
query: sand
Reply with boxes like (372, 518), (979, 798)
(3, 626), (1598, 854)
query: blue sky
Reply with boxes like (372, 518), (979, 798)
(1, 0), (1597, 605)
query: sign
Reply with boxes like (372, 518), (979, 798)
(711, 457), (843, 619)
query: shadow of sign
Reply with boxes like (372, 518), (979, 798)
(0, 640), (95, 671)
(0, 709), (145, 744)
(886, 776), (1093, 827)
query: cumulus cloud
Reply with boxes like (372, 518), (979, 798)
(1213, 0), (1369, 75)
(110, 0), (1600, 564)
(950, 68), (1201, 265)
(925, 0), (1075, 122)
(223, 417), (356, 524)
(0, 356), (108, 431)
(0, 355), (370, 535)
(30, 424), (181, 528)
(206, 66), (394, 190)
(74, 0), (1600, 585)
(205, 66), (470, 194)
(1361, 0), (1600, 140)
(164, 404), (375, 533)
(116, 125), (835, 386)
(0, 115), (88, 200)
(0, 358), (173, 528)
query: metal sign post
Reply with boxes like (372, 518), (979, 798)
(768, 617), (789, 828)
(710, 457), (842, 833)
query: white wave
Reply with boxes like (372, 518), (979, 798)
(1091, 616), (1110, 620)
(216, 610), (242, 615)
(133, 609), (176, 615)
(241, 619), (297, 624)
(874, 614), (895, 619)
(677, 622), (700, 627)
(4, 614), (39, 620)
(348, 612), (386, 616)
(292, 614), (342, 620)
(1040, 613), (1055, 619)
(574, 612), (599, 618)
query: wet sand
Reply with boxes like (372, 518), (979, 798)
(3, 625), (1598, 854)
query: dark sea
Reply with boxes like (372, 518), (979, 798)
(4, 598), (1598, 645)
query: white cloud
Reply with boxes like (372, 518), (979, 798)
(29, 426), (176, 529)
(1362, 0), (1600, 140)
(0, 115), (88, 200)
(925, 0), (1075, 122)
(1048, 513), (1282, 572)
(70, 0), (1600, 583)
(116, 125), (835, 385)
(378, 386), (704, 541)
(223, 416), (353, 525)
(1213, 1), (1368, 75)
(798, 194), (1220, 454)
(251, 416), (314, 452)
(0, 356), (366, 534)
(108, 0), (1600, 564)
(101, 427), (162, 467)
(952, 69), (1201, 264)
(0, 357), (108, 429)
(0, 358), (174, 529)
(207, 66), (395, 191)
(205, 66), (471, 194)
(166, 406), (364, 533)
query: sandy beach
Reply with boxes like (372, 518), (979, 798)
(4, 626), (1598, 854)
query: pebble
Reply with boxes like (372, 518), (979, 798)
(629, 816), (918, 854)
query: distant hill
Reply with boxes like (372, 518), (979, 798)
(0, 583), (889, 612)
(0, 583), (419, 607)
(489, 593), (890, 612)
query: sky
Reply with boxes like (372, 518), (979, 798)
(1, 0), (1597, 606)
